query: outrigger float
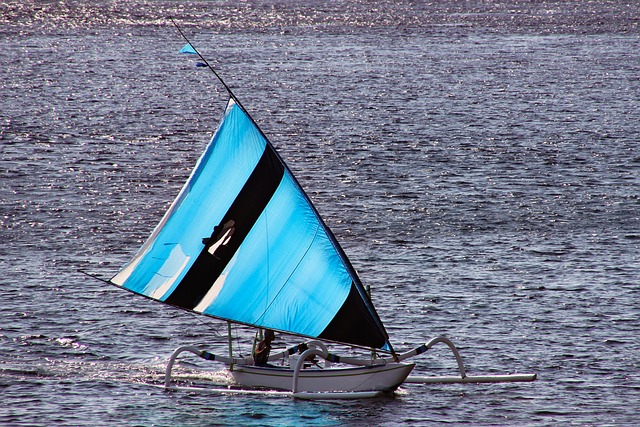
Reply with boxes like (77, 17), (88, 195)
(92, 21), (535, 399)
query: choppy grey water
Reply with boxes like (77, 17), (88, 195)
(1, 1), (639, 426)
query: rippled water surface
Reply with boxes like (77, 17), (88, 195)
(1, 1), (639, 426)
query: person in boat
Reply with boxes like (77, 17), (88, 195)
(253, 329), (275, 367)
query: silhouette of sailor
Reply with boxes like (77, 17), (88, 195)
(202, 220), (235, 259)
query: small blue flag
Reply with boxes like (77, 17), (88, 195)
(179, 44), (198, 55)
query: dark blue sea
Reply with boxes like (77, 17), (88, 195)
(1, 1), (639, 425)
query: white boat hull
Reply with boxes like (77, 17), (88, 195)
(230, 362), (415, 393)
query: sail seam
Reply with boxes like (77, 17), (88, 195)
(254, 223), (321, 327)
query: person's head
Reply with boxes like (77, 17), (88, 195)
(264, 329), (275, 342)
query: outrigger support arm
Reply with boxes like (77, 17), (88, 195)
(164, 346), (254, 389)
(316, 336), (464, 368)
(319, 336), (536, 384)
(165, 342), (326, 389)
(400, 336), (537, 384)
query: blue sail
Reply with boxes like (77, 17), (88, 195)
(111, 99), (391, 350)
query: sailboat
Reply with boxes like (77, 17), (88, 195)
(98, 23), (535, 399)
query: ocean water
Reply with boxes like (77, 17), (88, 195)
(1, 1), (639, 425)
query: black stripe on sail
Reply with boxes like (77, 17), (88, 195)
(318, 282), (388, 349)
(165, 145), (285, 309)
